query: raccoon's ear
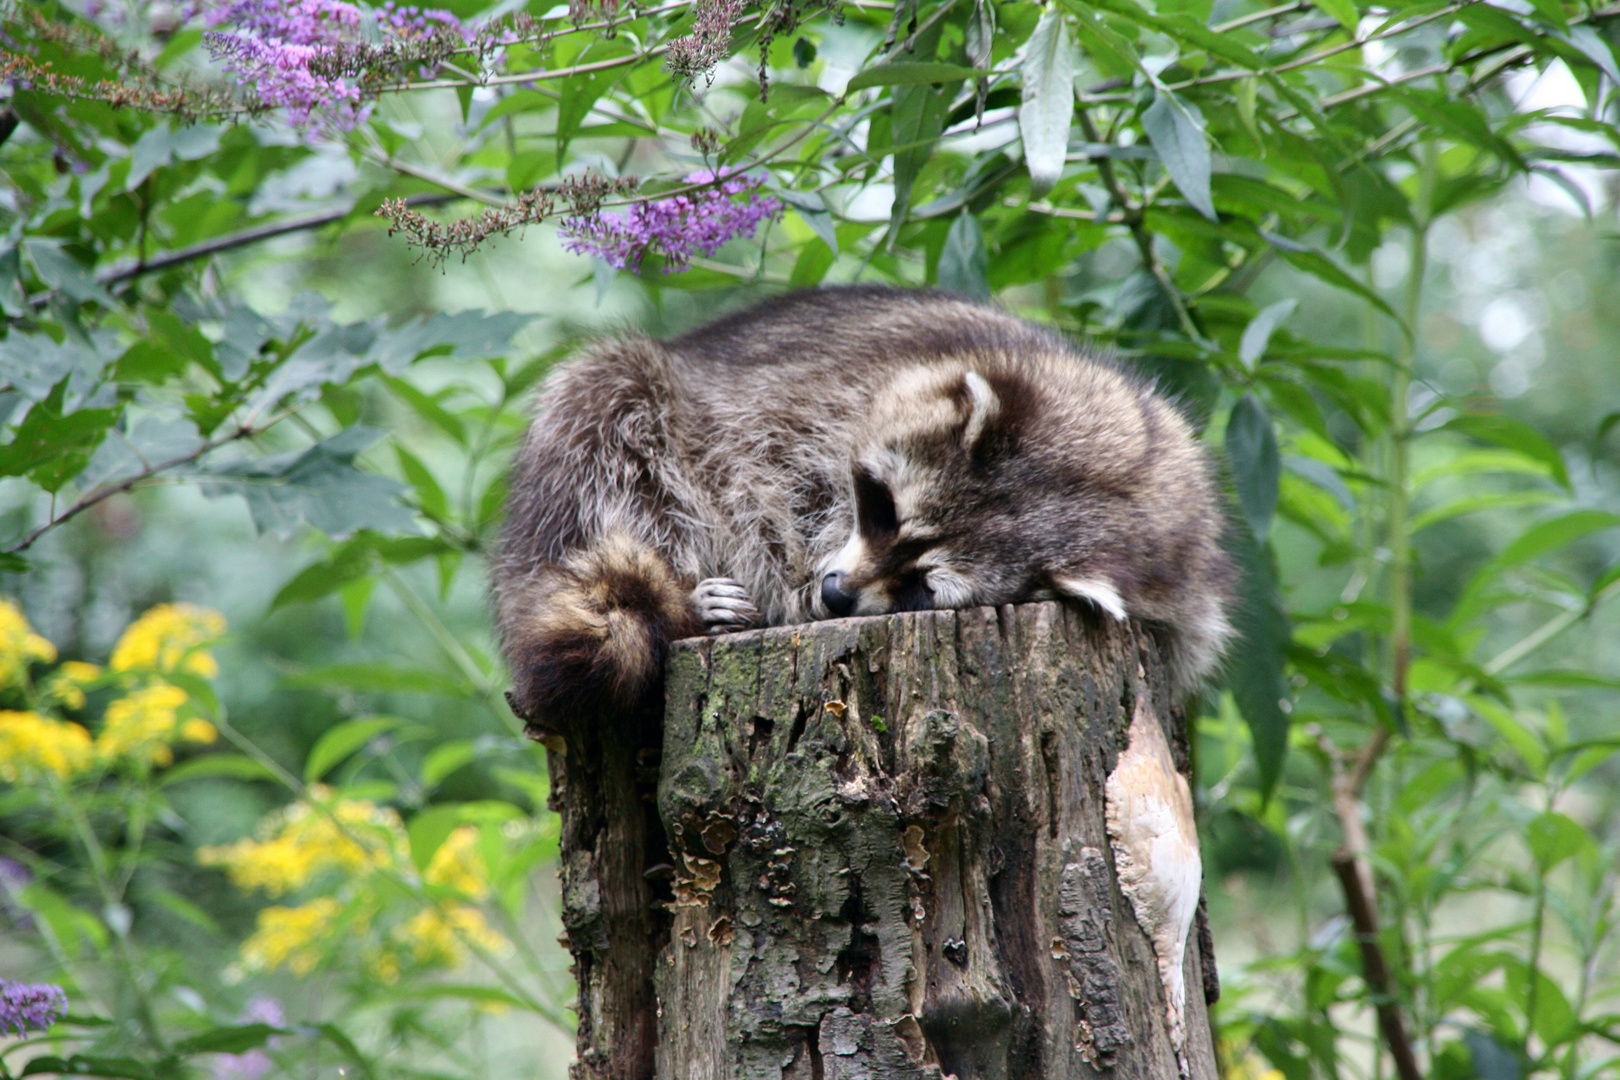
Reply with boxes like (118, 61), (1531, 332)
(959, 370), (1001, 452)
(1052, 574), (1129, 622)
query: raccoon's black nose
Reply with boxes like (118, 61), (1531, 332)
(821, 572), (857, 617)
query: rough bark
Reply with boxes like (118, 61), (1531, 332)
(649, 602), (1221, 1079)
(545, 696), (669, 1080)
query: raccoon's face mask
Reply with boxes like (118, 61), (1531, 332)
(820, 365), (1109, 620)
(822, 365), (1036, 612)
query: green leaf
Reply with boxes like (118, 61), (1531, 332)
(200, 426), (419, 539)
(844, 62), (991, 92)
(1442, 414), (1571, 491)
(159, 754), (278, 786)
(1497, 510), (1620, 571)
(1227, 394), (1280, 542)
(1019, 8), (1074, 196)
(304, 716), (406, 782)
(286, 662), (472, 696)
(1227, 528), (1292, 798)
(937, 212), (991, 300)
(888, 80), (951, 236)
(0, 391), (118, 493)
(272, 538), (377, 610)
(313, 1023), (377, 1080)
(21, 1056), (157, 1079)
(775, 189), (839, 256)
(1269, 239), (1401, 325)
(173, 1024), (285, 1056)
(1524, 810), (1590, 871)
(1312, 0), (1358, 30)
(1462, 1029), (1521, 1080)
(26, 240), (117, 307)
(1239, 299), (1297, 369)
(1142, 89), (1216, 221)
(421, 740), (477, 787)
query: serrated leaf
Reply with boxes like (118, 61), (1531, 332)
(26, 240), (117, 307)
(1142, 89), (1216, 221)
(200, 426), (418, 539)
(1019, 8), (1074, 197)
(1239, 299), (1297, 368)
(304, 716), (406, 782)
(937, 212), (991, 300)
(1227, 394), (1280, 542)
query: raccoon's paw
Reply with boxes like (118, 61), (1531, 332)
(694, 578), (760, 634)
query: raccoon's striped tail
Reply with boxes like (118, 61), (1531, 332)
(499, 533), (699, 733)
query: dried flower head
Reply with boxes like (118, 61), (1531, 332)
(665, 0), (747, 82)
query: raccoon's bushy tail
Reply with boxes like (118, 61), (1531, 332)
(499, 533), (698, 732)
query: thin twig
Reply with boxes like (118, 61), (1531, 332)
(95, 193), (465, 287)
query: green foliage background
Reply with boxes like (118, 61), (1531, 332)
(2, 0), (1620, 1076)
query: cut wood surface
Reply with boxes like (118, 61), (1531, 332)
(649, 601), (1220, 1080)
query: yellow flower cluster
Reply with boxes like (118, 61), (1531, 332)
(239, 897), (345, 977)
(0, 600), (57, 689)
(96, 683), (216, 768)
(198, 790), (404, 896)
(109, 603), (226, 678)
(205, 794), (506, 981)
(0, 601), (225, 780)
(42, 661), (103, 710)
(0, 710), (92, 782)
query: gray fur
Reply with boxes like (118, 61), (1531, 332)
(493, 286), (1234, 727)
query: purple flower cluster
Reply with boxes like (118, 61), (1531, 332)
(0, 979), (67, 1036)
(198, 0), (466, 135)
(560, 170), (782, 272)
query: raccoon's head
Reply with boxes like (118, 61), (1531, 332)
(817, 361), (1123, 620)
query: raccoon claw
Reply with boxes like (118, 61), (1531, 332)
(694, 578), (760, 634)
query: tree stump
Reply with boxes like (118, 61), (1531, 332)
(649, 602), (1221, 1079)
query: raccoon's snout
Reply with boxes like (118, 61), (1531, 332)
(821, 571), (858, 617)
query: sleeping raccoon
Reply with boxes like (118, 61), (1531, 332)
(493, 286), (1234, 731)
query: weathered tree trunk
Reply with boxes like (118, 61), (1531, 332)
(547, 602), (1220, 1079)
(652, 602), (1220, 1079)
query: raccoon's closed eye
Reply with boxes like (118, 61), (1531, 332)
(854, 469), (899, 540)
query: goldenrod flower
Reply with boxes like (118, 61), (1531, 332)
(41, 661), (103, 710)
(397, 904), (505, 967)
(238, 898), (345, 976)
(0, 711), (92, 781)
(0, 601), (57, 690)
(109, 604), (226, 678)
(198, 790), (404, 897)
(95, 683), (212, 767)
(425, 826), (491, 898)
